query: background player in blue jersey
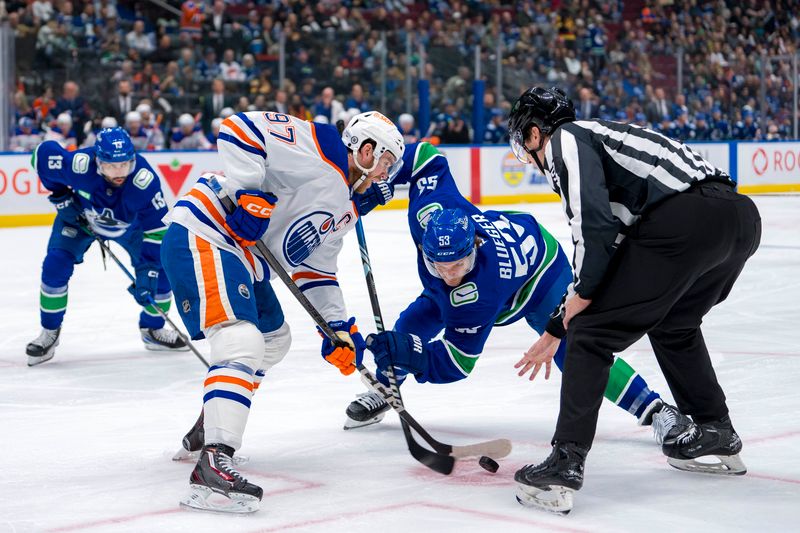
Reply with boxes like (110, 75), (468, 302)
(25, 127), (188, 366)
(346, 142), (673, 436)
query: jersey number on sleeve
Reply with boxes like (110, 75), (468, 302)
(264, 112), (296, 145)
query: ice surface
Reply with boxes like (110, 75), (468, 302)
(1, 197), (798, 532)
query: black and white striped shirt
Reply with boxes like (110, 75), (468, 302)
(543, 119), (731, 314)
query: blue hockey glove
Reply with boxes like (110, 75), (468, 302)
(128, 265), (159, 307)
(223, 190), (278, 247)
(366, 331), (427, 378)
(353, 180), (394, 216)
(48, 190), (83, 225)
(319, 317), (366, 376)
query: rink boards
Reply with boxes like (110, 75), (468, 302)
(0, 140), (798, 227)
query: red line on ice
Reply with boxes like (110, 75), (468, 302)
(248, 501), (592, 533)
(44, 471), (322, 532)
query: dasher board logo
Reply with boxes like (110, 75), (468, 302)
(157, 159), (195, 196)
(450, 282), (478, 307)
(283, 211), (335, 267)
(501, 151), (548, 187)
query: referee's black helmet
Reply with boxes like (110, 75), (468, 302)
(508, 87), (576, 151)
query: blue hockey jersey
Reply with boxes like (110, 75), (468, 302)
(33, 140), (169, 266)
(391, 142), (569, 383)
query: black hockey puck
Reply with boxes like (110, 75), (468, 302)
(479, 455), (499, 473)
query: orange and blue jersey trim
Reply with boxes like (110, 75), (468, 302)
(292, 270), (339, 292)
(310, 122), (361, 219)
(219, 115), (267, 159)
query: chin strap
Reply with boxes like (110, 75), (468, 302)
(529, 127), (547, 174)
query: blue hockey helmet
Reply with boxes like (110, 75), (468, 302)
(422, 208), (477, 282)
(95, 127), (136, 184)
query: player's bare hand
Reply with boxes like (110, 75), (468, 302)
(515, 332), (561, 382)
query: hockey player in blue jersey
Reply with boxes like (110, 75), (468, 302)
(25, 127), (188, 366)
(345, 142), (673, 435)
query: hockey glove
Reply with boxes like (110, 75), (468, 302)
(128, 265), (159, 307)
(48, 190), (83, 226)
(319, 317), (365, 376)
(367, 331), (427, 378)
(353, 180), (394, 216)
(223, 190), (278, 247)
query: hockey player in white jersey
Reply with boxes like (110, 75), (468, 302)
(160, 110), (404, 513)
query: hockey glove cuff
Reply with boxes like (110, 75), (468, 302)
(48, 190), (84, 226)
(319, 317), (365, 376)
(223, 190), (278, 247)
(128, 265), (159, 306)
(366, 331), (427, 378)
(353, 180), (394, 216)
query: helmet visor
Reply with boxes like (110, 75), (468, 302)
(98, 159), (135, 179)
(510, 129), (534, 164)
(423, 246), (477, 281)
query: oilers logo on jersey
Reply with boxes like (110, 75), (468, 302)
(283, 211), (335, 267)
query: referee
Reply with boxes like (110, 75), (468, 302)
(507, 87), (761, 513)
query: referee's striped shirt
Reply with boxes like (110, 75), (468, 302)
(541, 119), (732, 334)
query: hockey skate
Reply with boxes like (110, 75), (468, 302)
(180, 444), (263, 514)
(26, 328), (61, 367)
(172, 411), (249, 465)
(645, 402), (693, 445)
(661, 415), (746, 475)
(344, 391), (390, 430)
(172, 411), (204, 461)
(515, 441), (588, 515)
(140, 327), (189, 351)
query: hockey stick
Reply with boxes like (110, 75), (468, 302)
(212, 190), (508, 463)
(82, 225), (209, 368)
(355, 219), (455, 474)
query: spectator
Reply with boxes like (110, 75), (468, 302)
(109, 80), (136, 122)
(151, 34), (175, 64)
(203, 0), (231, 54)
(272, 90), (289, 114)
(137, 103), (165, 150)
(44, 112), (77, 149)
(207, 117), (222, 149)
(124, 111), (150, 151)
(241, 53), (259, 81)
(179, 0), (205, 41)
(126, 19), (155, 57)
(312, 86), (344, 124)
(10, 117), (44, 152)
(577, 87), (599, 119)
(32, 0), (54, 23)
(288, 93), (311, 120)
(645, 87), (671, 125)
(219, 48), (244, 82)
(133, 62), (161, 100)
(483, 109), (507, 144)
(32, 86), (56, 123)
(345, 83), (369, 113)
(197, 48), (221, 81)
(170, 113), (211, 150)
(201, 79), (233, 131)
(53, 81), (89, 140)
(397, 113), (420, 143)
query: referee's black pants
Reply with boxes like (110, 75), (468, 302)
(553, 182), (762, 447)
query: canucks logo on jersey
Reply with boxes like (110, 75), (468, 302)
(83, 207), (131, 238)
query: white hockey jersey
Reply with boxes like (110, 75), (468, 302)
(167, 111), (357, 322)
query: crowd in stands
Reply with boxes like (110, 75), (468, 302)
(2, 0), (798, 153)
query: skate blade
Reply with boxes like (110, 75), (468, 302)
(144, 343), (191, 352)
(343, 412), (387, 430)
(171, 448), (249, 465)
(667, 453), (747, 475)
(515, 483), (574, 515)
(180, 484), (260, 514)
(27, 350), (55, 367)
